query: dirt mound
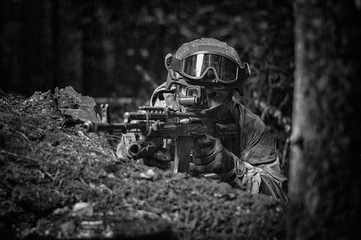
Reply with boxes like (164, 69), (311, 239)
(0, 87), (286, 240)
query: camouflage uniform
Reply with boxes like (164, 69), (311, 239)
(149, 83), (288, 201)
(118, 38), (288, 201)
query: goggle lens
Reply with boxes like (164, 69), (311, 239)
(183, 53), (238, 82)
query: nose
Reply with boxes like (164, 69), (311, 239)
(201, 68), (216, 82)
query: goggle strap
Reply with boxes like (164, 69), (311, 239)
(164, 53), (172, 69)
(239, 62), (251, 79)
(169, 56), (183, 72)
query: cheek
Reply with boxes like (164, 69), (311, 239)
(208, 99), (218, 108)
(208, 93), (229, 105)
(217, 94), (229, 102)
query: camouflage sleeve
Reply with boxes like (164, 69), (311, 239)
(232, 131), (288, 201)
(230, 104), (288, 201)
(116, 84), (177, 163)
(116, 133), (137, 160)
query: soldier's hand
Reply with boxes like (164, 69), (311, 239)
(142, 150), (171, 170)
(190, 135), (234, 177)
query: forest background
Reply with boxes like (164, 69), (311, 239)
(0, 0), (294, 135)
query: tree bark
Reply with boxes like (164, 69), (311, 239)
(289, 1), (361, 239)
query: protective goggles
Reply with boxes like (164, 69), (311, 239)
(168, 52), (241, 84)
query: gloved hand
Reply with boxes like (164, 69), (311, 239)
(142, 149), (172, 170)
(190, 135), (235, 181)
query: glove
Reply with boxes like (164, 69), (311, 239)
(142, 150), (172, 169)
(190, 135), (235, 181)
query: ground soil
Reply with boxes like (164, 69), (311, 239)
(0, 87), (286, 240)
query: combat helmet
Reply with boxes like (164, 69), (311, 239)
(164, 38), (250, 90)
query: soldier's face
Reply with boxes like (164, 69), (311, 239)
(206, 89), (230, 107)
(176, 84), (230, 109)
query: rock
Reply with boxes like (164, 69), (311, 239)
(29, 90), (52, 102)
(55, 86), (99, 122)
(72, 202), (94, 217)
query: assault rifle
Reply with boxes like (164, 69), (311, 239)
(85, 91), (237, 173)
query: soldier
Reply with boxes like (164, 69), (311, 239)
(119, 38), (287, 201)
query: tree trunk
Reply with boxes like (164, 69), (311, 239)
(289, 1), (361, 239)
(51, 0), (60, 90)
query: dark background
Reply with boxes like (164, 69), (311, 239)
(0, 0), (294, 112)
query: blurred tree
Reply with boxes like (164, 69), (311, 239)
(289, 1), (361, 239)
(0, 0), (293, 100)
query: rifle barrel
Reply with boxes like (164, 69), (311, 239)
(84, 121), (128, 132)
